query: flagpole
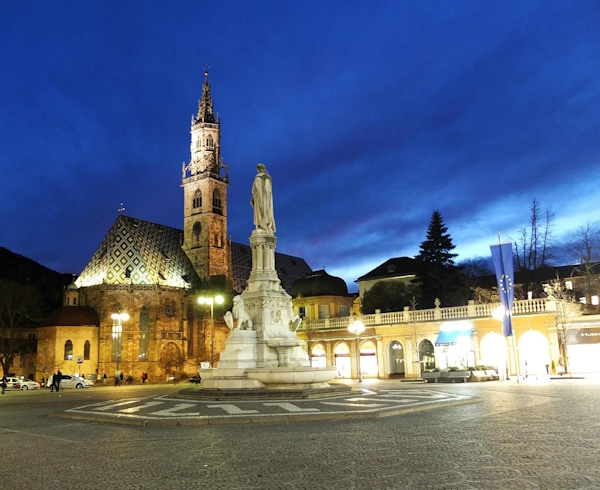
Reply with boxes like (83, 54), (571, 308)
(497, 231), (520, 383)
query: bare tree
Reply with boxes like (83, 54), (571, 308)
(35, 342), (59, 382)
(546, 277), (580, 376)
(568, 222), (600, 306)
(405, 297), (426, 377)
(0, 280), (41, 376)
(513, 198), (555, 298)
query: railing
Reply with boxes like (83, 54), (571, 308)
(300, 298), (557, 332)
(159, 331), (183, 340)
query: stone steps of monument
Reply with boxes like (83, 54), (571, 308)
(177, 384), (352, 401)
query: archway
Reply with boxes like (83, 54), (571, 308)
(360, 340), (378, 377)
(311, 343), (326, 368)
(160, 342), (183, 379)
(388, 340), (405, 377)
(419, 339), (435, 371)
(334, 342), (351, 378)
(518, 330), (550, 377)
(480, 332), (507, 377)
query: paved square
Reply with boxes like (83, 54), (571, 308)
(61, 388), (476, 424)
(1, 378), (599, 489)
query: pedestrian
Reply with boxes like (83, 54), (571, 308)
(41, 376), (45, 388)
(103, 372), (107, 385)
(141, 372), (147, 384)
(1, 375), (7, 395)
(50, 372), (56, 392)
(119, 372), (124, 385)
(114, 373), (120, 386)
(55, 370), (62, 392)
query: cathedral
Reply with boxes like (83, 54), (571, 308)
(38, 73), (312, 382)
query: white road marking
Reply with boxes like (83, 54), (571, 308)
(149, 403), (200, 416)
(94, 400), (140, 411)
(320, 401), (389, 408)
(119, 401), (164, 413)
(263, 402), (319, 412)
(207, 404), (259, 415)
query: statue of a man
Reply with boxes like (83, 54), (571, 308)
(251, 163), (276, 234)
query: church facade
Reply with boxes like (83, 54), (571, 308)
(37, 73), (312, 382)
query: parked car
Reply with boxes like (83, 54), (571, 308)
(47, 374), (93, 389)
(19, 378), (41, 390)
(4, 377), (21, 390)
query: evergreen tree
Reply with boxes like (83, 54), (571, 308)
(414, 210), (467, 307)
(361, 280), (420, 314)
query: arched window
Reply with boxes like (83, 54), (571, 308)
(207, 135), (214, 148)
(84, 340), (91, 360)
(64, 340), (73, 360)
(388, 341), (405, 376)
(419, 339), (435, 371)
(193, 189), (202, 209)
(212, 189), (222, 213)
(196, 137), (201, 148)
(139, 306), (149, 360)
(193, 222), (201, 244)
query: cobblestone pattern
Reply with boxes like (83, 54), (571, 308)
(1, 379), (599, 489)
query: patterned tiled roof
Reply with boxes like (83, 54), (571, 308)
(76, 216), (201, 289)
(76, 215), (312, 294)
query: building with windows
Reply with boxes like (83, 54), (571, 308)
(33, 73), (311, 382)
(298, 296), (600, 380)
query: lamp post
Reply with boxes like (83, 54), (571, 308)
(348, 316), (366, 382)
(198, 294), (224, 367)
(111, 312), (129, 376)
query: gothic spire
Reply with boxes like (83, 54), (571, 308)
(196, 70), (215, 124)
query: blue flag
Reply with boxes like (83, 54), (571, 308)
(490, 242), (514, 337)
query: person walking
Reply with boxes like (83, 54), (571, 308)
(1, 375), (7, 394)
(50, 372), (57, 392)
(103, 372), (107, 385)
(55, 370), (62, 392)
(119, 372), (124, 385)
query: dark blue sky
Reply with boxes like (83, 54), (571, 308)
(1, 1), (599, 291)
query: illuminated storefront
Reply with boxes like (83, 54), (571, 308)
(435, 321), (475, 369)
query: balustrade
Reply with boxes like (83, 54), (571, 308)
(301, 297), (556, 332)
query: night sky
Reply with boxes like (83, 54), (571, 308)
(2, 1), (600, 291)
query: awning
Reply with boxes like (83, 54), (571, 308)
(435, 328), (472, 346)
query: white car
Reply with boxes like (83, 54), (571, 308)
(19, 379), (41, 390)
(48, 374), (93, 389)
(3, 377), (21, 390)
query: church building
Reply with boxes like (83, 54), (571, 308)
(39, 73), (312, 382)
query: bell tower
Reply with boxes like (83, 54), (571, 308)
(182, 71), (230, 286)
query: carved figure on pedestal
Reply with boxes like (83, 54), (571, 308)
(250, 163), (276, 234)
(223, 295), (254, 331)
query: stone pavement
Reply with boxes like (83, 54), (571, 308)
(1, 377), (599, 489)
(57, 385), (477, 425)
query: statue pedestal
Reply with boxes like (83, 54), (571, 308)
(199, 208), (334, 389)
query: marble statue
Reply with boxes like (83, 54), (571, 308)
(251, 163), (276, 234)
(223, 295), (253, 331)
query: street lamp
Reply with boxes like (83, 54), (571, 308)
(348, 316), (366, 382)
(198, 294), (224, 367)
(111, 312), (129, 376)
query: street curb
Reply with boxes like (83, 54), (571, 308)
(50, 396), (480, 427)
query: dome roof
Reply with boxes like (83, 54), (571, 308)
(292, 269), (349, 298)
(43, 305), (99, 327)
